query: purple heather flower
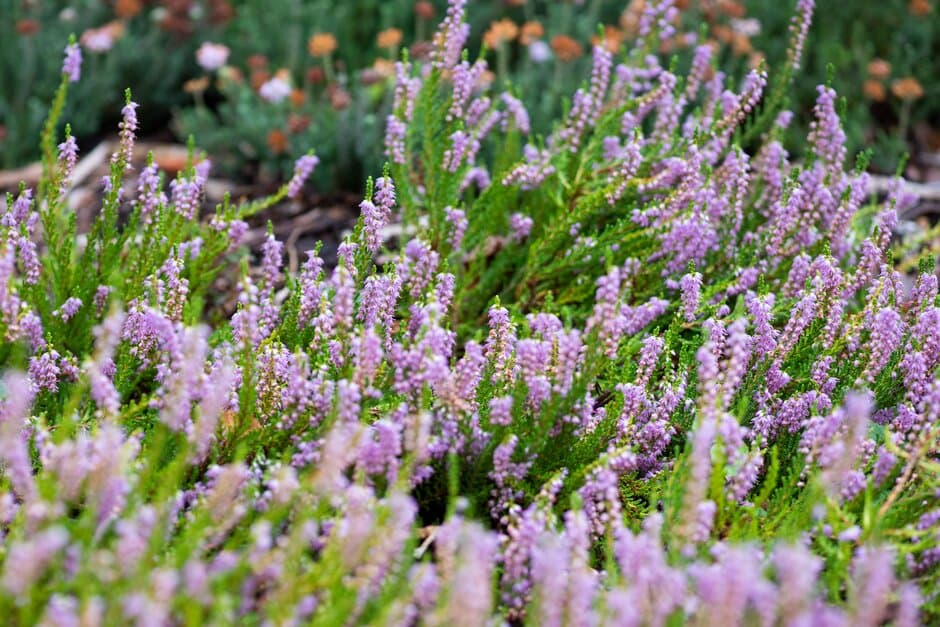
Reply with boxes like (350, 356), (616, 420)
(62, 42), (82, 82)
(170, 172), (206, 220)
(87, 309), (125, 417)
(861, 307), (903, 382)
(895, 584), (922, 627)
(484, 306), (516, 384)
(29, 349), (62, 392)
(500, 93), (531, 135)
(637, 0), (678, 41)
(57, 134), (79, 189)
(789, 0), (815, 72)
(384, 115), (407, 165)
(40, 594), (80, 627)
(679, 271), (702, 322)
(580, 467), (622, 537)
(361, 175), (395, 253)
(137, 162), (166, 224)
(808, 85), (846, 169)
(2, 527), (69, 595)
(431, 0), (470, 71)
(489, 395), (513, 427)
(287, 154), (320, 199)
(448, 60), (486, 121)
(113, 100), (139, 169)
(443, 130), (472, 172)
(685, 45), (713, 100)
(156, 325), (207, 432)
(5, 188), (33, 226)
(851, 546), (895, 627)
(443, 206), (468, 250)
(55, 297), (83, 322)
(460, 166), (491, 192)
(606, 136), (643, 205)
(509, 213), (534, 242)
(0, 372), (37, 501)
(14, 234), (40, 285)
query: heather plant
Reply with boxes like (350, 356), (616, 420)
(1, 1), (940, 626)
(742, 0), (939, 172)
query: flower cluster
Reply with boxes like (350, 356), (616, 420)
(0, 4), (938, 625)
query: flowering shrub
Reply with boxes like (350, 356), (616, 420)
(1, 1), (939, 625)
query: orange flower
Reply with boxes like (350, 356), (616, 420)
(867, 58), (891, 80)
(15, 19), (39, 35)
(328, 85), (351, 110)
(250, 70), (271, 91)
(248, 54), (269, 70)
(891, 77), (924, 100)
(183, 76), (210, 93)
(550, 35), (583, 62)
(415, 1), (435, 20)
(81, 21), (125, 52)
(712, 25), (733, 44)
(306, 66), (325, 84)
(409, 41), (434, 62)
(359, 68), (385, 86)
(308, 32), (338, 57)
(620, 0), (646, 36)
(591, 25), (624, 54)
(731, 33), (752, 56)
(114, 0), (143, 19)
(209, 0), (234, 24)
(519, 21), (544, 45)
(218, 66), (243, 86)
(377, 27), (403, 49)
(484, 19), (519, 48)
(863, 79), (886, 102)
(267, 129), (288, 155)
(372, 58), (396, 78)
(909, 0), (933, 15)
(287, 114), (311, 134)
(718, 0), (747, 18)
(748, 52), (765, 71)
(290, 88), (306, 108)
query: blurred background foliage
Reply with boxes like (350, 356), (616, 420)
(2, 0), (938, 190)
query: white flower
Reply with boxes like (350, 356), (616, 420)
(528, 40), (551, 64)
(259, 77), (291, 103)
(196, 42), (230, 71)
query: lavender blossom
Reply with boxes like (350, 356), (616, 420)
(679, 271), (702, 322)
(114, 99), (139, 169)
(287, 154), (320, 199)
(509, 213), (533, 242)
(62, 42), (82, 82)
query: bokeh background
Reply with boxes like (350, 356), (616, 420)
(2, 0), (938, 194)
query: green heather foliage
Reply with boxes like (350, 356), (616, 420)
(0, 1), (939, 625)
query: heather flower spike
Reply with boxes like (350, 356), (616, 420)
(287, 153), (319, 199)
(62, 38), (82, 83)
